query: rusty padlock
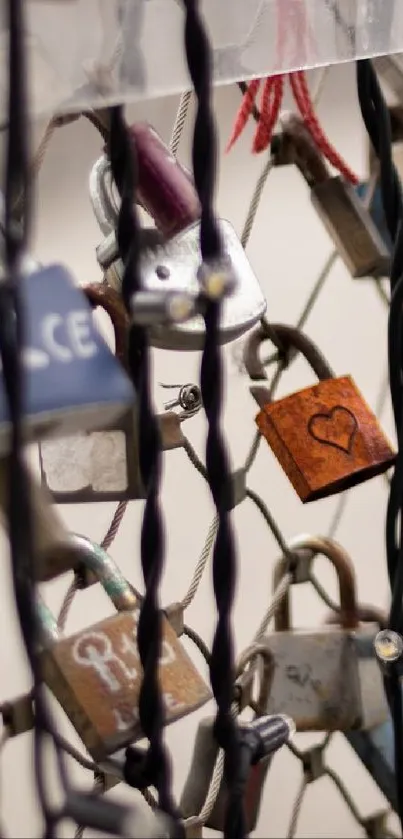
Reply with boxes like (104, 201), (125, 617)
(180, 645), (285, 834)
(38, 540), (212, 761)
(244, 323), (396, 502)
(271, 113), (390, 278)
(39, 283), (187, 503)
(264, 534), (389, 731)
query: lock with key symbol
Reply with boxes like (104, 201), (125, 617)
(265, 534), (389, 731)
(37, 539), (212, 761)
(271, 113), (390, 278)
(244, 322), (396, 502)
(90, 140), (267, 351)
(39, 282), (188, 503)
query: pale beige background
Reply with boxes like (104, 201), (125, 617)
(0, 61), (400, 836)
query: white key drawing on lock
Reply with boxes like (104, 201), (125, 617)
(72, 631), (138, 692)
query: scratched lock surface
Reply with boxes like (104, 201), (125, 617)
(265, 626), (387, 731)
(41, 606), (212, 760)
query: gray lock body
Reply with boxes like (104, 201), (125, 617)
(99, 220), (267, 351)
(265, 535), (389, 732)
(265, 624), (387, 731)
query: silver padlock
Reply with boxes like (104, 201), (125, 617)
(90, 155), (266, 351)
(264, 535), (389, 732)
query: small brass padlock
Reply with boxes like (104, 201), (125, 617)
(38, 540), (212, 761)
(272, 114), (390, 278)
(265, 534), (389, 731)
(245, 323), (395, 502)
(39, 283), (186, 503)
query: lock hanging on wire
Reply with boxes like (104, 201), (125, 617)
(90, 127), (267, 351)
(271, 113), (390, 278)
(264, 534), (389, 731)
(39, 283), (189, 503)
(244, 322), (396, 502)
(37, 539), (212, 761)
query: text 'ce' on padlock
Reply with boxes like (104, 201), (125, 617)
(37, 540), (212, 761)
(39, 283), (186, 503)
(0, 264), (134, 454)
(264, 535), (388, 732)
(272, 114), (390, 278)
(245, 323), (396, 502)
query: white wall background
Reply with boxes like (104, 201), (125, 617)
(0, 61), (400, 837)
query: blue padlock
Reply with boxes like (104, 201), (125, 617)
(0, 264), (135, 453)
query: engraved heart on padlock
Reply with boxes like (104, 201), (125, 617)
(307, 406), (358, 455)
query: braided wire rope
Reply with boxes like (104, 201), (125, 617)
(0, 46), (396, 839)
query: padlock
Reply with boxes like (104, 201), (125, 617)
(271, 113), (390, 277)
(39, 282), (187, 503)
(355, 180), (393, 256)
(264, 534), (389, 731)
(0, 263), (134, 454)
(179, 645), (282, 833)
(90, 155), (266, 351)
(37, 540), (212, 761)
(245, 323), (396, 502)
(179, 712), (293, 833)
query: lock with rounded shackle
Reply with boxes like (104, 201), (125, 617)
(244, 323), (396, 502)
(37, 537), (212, 762)
(263, 534), (389, 732)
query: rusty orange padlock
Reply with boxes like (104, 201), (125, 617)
(244, 324), (396, 502)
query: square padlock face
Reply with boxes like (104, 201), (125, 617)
(41, 610), (212, 761)
(0, 265), (134, 454)
(265, 629), (363, 731)
(256, 375), (396, 502)
(138, 219), (267, 350)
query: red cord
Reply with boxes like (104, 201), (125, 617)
(225, 78), (261, 153)
(252, 75), (284, 153)
(289, 71), (358, 185)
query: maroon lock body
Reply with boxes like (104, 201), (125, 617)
(128, 122), (201, 238)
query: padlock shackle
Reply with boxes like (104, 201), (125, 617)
(272, 113), (330, 187)
(243, 322), (335, 383)
(70, 535), (137, 612)
(83, 284), (129, 367)
(273, 535), (359, 631)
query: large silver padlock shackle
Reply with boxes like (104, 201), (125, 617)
(273, 535), (359, 632)
(244, 322), (335, 386)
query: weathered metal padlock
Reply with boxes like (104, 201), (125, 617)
(265, 534), (389, 731)
(244, 323), (396, 502)
(355, 180), (392, 257)
(179, 645), (283, 833)
(38, 540), (212, 761)
(39, 283), (187, 503)
(272, 113), (390, 278)
(0, 263), (134, 455)
(90, 153), (266, 351)
(179, 714), (292, 833)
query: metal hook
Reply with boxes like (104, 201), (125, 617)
(160, 382), (202, 420)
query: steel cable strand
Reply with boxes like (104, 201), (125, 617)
(107, 109), (178, 822)
(180, 3), (244, 837)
